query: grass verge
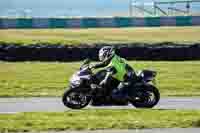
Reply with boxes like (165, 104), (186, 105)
(0, 61), (200, 97)
(0, 27), (200, 45)
(0, 109), (200, 132)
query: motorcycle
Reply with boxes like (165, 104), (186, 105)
(62, 59), (160, 109)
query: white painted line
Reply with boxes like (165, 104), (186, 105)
(0, 112), (19, 114)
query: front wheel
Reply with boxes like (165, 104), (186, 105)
(62, 89), (91, 109)
(129, 84), (160, 108)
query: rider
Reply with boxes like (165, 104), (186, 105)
(90, 46), (136, 99)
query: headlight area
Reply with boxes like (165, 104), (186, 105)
(70, 74), (82, 87)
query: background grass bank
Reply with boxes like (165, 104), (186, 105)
(0, 61), (200, 97)
(0, 27), (200, 45)
(0, 109), (200, 132)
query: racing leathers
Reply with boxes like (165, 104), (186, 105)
(91, 54), (135, 98)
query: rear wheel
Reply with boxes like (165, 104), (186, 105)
(62, 89), (91, 109)
(129, 85), (160, 108)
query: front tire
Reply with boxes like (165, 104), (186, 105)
(62, 89), (91, 109)
(129, 84), (160, 108)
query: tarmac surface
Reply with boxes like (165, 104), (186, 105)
(0, 97), (200, 113)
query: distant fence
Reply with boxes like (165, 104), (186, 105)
(0, 16), (200, 28)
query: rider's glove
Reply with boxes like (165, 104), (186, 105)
(89, 64), (95, 69)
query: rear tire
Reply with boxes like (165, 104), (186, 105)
(62, 89), (91, 109)
(129, 84), (160, 108)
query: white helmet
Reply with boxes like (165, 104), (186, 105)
(98, 46), (115, 62)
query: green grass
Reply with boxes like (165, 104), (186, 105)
(0, 109), (200, 132)
(0, 27), (200, 45)
(0, 61), (200, 97)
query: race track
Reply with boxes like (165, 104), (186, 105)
(0, 97), (200, 113)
